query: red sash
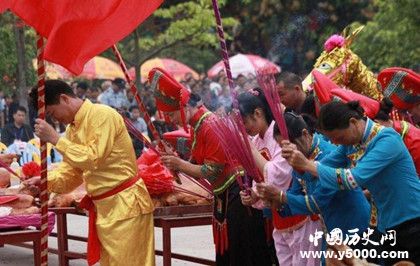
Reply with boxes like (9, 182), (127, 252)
(79, 175), (140, 266)
(272, 209), (311, 231)
(272, 210), (320, 231)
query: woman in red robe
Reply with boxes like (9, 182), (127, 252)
(149, 68), (272, 265)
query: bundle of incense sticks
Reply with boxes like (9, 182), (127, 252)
(257, 68), (289, 140)
(138, 150), (212, 199)
(124, 116), (213, 194)
(140, 167), (210, 199)
(179, 173), (213, 195)
(210, 111), (263, 183)
(153, 181), (212, 200)
(209, 0), (264, 186)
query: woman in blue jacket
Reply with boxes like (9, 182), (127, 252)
(278, 101), (420, 266)
(257, 112), (370, 249)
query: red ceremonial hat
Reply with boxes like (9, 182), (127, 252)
(312, 70), (339, 104)
(312, 70), (339, 115)
(0, 195), (19, 205)
(378, 67), (420, 110)
(330, 89), (380, 119)
(312, 70), (380, 118)
(148, 67), (191, 112)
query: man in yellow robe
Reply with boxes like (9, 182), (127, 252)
(27, 80), (155, 266)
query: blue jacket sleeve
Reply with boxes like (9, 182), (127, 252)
(319, 145), (349, 168)
(282, 182), (336, 216)
(288, 172), (304, 195)
(278, 173), (302, 217)
(317, 132), (402, 191)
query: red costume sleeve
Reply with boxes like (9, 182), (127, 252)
(394, 121), (420, 176)
(191, 119), (227, 182)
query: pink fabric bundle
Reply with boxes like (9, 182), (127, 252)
(0, 211), (56, 233)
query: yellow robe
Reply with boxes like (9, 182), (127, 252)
(49, 100), (155, 266)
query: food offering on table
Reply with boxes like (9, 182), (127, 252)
(3, 150), (213, 211)
(0, 161), (45, 217)
(0, 193), (39, 216)
(0, 161), (56, 231)
(48, 184), (87, 208)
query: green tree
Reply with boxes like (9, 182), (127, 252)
(0, 15), (17, 93)
(0, 13), (36, 97)
(353, 0), (420, 71)
(108, 0), (237, 86)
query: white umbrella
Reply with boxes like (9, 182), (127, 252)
(207, 53), (280, 78)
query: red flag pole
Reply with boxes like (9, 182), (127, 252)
(111, 45), (164, 149)
(36, 34), (49, 266)
(210, 0), (264, 183)
(210, 0), (236, 106)
(112, 45), (186, 184)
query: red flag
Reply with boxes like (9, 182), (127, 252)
(0, 1), (11, 13)
(5, 0), (163, 75)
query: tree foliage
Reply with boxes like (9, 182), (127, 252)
(352, 0), (420, 71)
(0, 13), (36, 94)
(113, 0), (237, 74)
(1, 0), (418, 93)
(0, 17), (17, 92)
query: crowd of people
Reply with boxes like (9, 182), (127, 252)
(148, 66), (420, 266)
(1, 59), (419, 266)
(0, 71), (263, 159)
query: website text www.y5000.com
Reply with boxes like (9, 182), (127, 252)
(300, 249), (409, 261)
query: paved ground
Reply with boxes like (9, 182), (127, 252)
(0, 214), (214, 266)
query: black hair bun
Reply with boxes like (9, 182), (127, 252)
(347, 101), (365, 115)
(301, 113), (317, 134)
(347, 101), (360, 110)
(283, 111), (309, 141)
